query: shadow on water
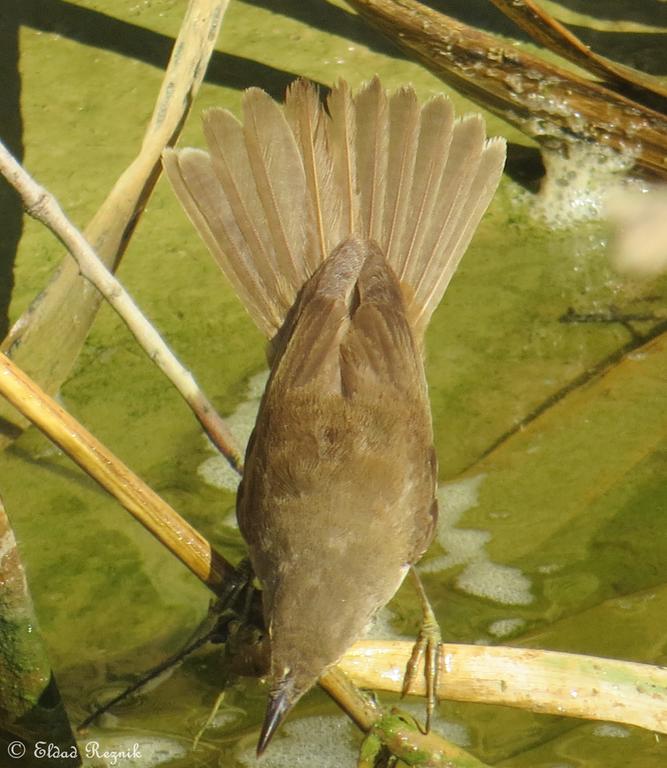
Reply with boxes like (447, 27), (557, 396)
(0, 0), (327, 339)
(557, 0), (667, 25)
(18, 0), (323, 97)
(0, 2), (23, 340)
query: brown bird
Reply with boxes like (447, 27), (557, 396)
(163, 77), (505, 754)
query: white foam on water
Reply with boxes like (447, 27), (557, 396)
(80, 735), (185, 767)
(236, 715), (357, 768)
(487, 617), (527, 639)
(236, 707), (470, 768)
(592, 723), (630, 738)
(197, 369), (268, 492)
(457, 561), (533, 606)
(420, 476), (534, 606)
(524, 142), (645, 229)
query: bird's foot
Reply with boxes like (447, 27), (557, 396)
(207, 558), (263, 642)
(401, 567), (442, 733)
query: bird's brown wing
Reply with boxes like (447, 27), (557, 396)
(241, 237), (438, 563)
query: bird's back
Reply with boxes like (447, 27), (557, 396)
(237, 235), (437, 701)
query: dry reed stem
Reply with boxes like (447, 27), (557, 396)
(489, 0), (667, 113)
(341, 640), (667, 734)
(0, 350), (234, 591)
(347, 0), (667, 177)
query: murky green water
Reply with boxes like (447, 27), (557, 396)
(1, 1), (666, 766)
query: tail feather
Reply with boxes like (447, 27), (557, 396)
(417, 137), (507, 331)
(163, 78), (506, 343)
(162, 147), (280, 334)
(382, 86), (420, 266)
(202, 108), (276, 294)
(200, 108), (289, 333)
(393, 94), (455, 285)
(241, 88), (310, 296)
(284, 80), (343, 266)
(406, 115), (486, 333)
(415, 116), (485, 285)
(352, 76), (389, 243)
(325, 80), (360, 237)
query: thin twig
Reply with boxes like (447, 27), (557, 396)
(0, 0), (230, 445)
(0, 140), (243, 474)
(78, 631), (216, 732)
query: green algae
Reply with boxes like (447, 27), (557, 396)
(1, 1), (666, 766)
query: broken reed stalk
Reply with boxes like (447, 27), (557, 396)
(345, 0), (667, 177)
(0, 0), (230, 443)
(363, 711), (490, 768)
(488, 0), (667, 113)
(0, 498), (80, 762)
(0, 139), (243, 474)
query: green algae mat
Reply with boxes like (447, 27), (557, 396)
(1, 1), (666, 765)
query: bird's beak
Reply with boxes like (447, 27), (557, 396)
(256, 679), (296, 756)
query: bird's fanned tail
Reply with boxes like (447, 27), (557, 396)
(163, 77), (505, 343)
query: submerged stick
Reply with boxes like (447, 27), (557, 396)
(0, 140), (243, 474)
(0, 498), (80, 764)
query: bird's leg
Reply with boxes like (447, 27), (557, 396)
(401, 567), (442, 732)
(207, 557), (262, 642)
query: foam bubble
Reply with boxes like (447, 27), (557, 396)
(420, 475), (487, 573)
(592, 723), (630, 738)
(528, 142), (643, 229)
(197, 369), (268, 491)
(236, 715), (358, 768)
(456, 562), (533, 606)
(81, 735), (186, 766)
(419, 476), (534, 607)
(487, 617), (527, 638)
